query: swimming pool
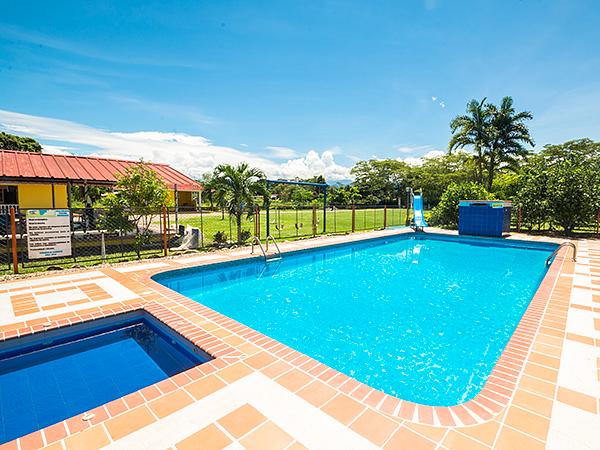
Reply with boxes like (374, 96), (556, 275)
(155, 234), (556, 406)
(0, 311), (210, 444)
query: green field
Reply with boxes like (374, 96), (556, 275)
(179, 207), (413, 245)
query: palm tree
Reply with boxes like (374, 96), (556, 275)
(449, 98), (491, 184)
(485, 97), (534, 191)
(212, 163), (266, 243)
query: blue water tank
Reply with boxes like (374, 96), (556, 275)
(458, 200), (512, 237)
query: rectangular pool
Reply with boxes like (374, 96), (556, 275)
(0, 311), (211, 444)
(155, 234), (556, 407)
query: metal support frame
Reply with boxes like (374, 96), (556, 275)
(265, 179), (329, 236)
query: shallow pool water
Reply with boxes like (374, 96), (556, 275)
(156, 234), (555, 406)
(0, 312), (209, 444)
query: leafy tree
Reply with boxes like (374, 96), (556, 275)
(449, 99), (489, 184)
(429, 182), (492, 228)
(0, 132), (43, 152)
(491, 172), (520, 201)
(485, 97), (533, 191)
(411, 152), (478, 206)
(516, 139), (600, 233)
(329, 185), (362, 206)
(351, 159), (410, 204)
(101, 164), (169, 256)
(212, 163), (267, 244)
(513, 155), (550, 230)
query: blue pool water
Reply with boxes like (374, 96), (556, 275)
(156, 234), (555, 406)
(0, 311), (209, 444)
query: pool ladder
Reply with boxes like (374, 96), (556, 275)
(546, 242), (577, 266)
(251, 235), (282, 262)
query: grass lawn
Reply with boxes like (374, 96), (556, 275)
(179, 207), (414, 244)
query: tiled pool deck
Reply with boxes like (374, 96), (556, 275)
(0, 228), (598, 450)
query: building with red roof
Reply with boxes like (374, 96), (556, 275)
(0, 150), (202, 209)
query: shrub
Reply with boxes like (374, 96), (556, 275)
(239, 230), (252, 242)
(429, 182), (492, 228)
(213, 231), (228, 244)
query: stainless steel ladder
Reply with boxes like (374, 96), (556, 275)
(546, 242), (577, 266)
(251, 235), (282, 262)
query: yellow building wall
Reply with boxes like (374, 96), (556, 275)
(17, 183), (68, 209)
(167, 190), (195, 207)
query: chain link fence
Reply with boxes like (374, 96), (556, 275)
(509, 206), (600, 236)
(0, 204), (411, 275)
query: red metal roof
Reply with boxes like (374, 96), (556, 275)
(0, 150), (202, 191)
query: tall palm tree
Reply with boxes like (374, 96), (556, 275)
(485, 96), (534, 191)
(448, 98), (491, 184)
(212, 163), (266, 243)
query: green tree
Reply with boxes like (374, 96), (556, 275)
(212, 163), (267, 244)
(513, 155), (550, 230)
(412, 152), (478, 206)
(485, 97), (533, 191)
(429, 182), (492, 228)
(0, 132), (43, 152)
(350, 159), (410, 204)
(101, 164), (169, 256)
(449, 99), (490, 184)
(516, 139), (600, 233)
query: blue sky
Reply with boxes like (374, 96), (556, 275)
(1, 0), (599, 180)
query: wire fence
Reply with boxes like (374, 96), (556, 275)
(509, 206), (600, 235)
(0, 204), (410, 275)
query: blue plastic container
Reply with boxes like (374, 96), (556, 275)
(458, 200), (512, 237)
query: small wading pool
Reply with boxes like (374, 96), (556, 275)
(0, 311), (211, 444)
(155, 234), (557, 407)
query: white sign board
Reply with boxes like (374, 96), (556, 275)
(26, 209), (72, 259)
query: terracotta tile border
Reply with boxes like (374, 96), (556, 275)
(0, 299), (242, 449)
(0, 229), (582, 449)
(134, 232), (569, 427)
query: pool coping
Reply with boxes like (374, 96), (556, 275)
(142, 231), (567, 427)
(0, 227), (575, 449)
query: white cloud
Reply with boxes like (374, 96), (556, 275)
(265, 146), (299, 159)
(398, 150), (445, 166)
(278, 150), (352, 180)
(0, 109), (352, 181)
(41, 145), (75, 155)
(431, 96), (445, 108)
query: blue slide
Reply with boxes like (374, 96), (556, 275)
(412, 193), (428, 230)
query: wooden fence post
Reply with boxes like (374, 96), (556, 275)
(351, 205), (356, 233)
(10, 207), (18, 274)
(517, 206), (522, 233)
(163, 206), (168, 257)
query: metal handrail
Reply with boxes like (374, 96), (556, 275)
(546, 242), (577, 266)
(251, 236), (267, 259)
(251, 235), (282, 262)
(266, 235), (281, 260)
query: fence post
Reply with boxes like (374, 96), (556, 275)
(312, 205), (317, 236)
(10, 207), (18, 274)
(517, 206), (522, 233)
(383, 205), (387, 229)
(101, 232), (106, 262)
(254, 205), (260, 238)
(596, 210), (600, 237)
(163, 206), (168, 257)
(351, 205), (356, 233)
